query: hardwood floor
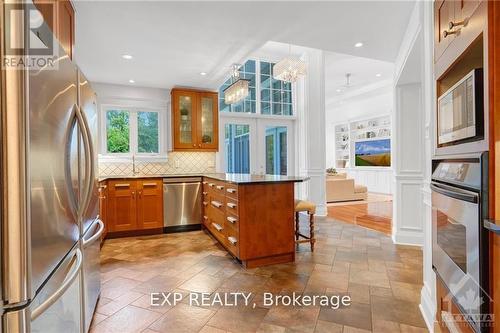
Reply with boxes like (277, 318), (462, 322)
(327, 195), (393, 235)
(90, 215), (425, 333)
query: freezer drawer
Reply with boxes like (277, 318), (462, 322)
(163, 178), (201, 227)
(30, 246), (82, 333)
(82, 219), (104, 333)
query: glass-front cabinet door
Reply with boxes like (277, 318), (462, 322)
(198, 92), (218, 150)
(172, 90), (198, 150)
(172, 89), (218, 151)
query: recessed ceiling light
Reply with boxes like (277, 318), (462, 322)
(354, 42), (363, 48)
(128, 79), (135, 83)
(336, 89), (342, 93)
(375, 73), (382, 77)
(200, 72), (207, 76)
(122, 54), (133, 60)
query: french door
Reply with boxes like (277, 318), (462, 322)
(218, 116), (294, 176)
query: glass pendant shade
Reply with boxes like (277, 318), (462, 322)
(273, 56), (307, 83)
(223, 79), (250, 104)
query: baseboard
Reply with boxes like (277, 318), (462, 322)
(392, 230), (423, 246)
(420, 282), (436, 332)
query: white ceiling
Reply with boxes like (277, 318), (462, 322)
(324, 51), (394, 109)
(73, 1), (415, 90)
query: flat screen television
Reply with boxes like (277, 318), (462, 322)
(355, 139), (391, 167)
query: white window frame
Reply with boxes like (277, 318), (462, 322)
(218, 58), (298, 175)
(99, 104), (166, 162)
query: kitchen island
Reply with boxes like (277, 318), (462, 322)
(98, 173), (308, 268)
(202, 174), (307, 268)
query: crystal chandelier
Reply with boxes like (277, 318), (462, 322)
(273, 45), (307, 83)
(224, 64), (250, 105)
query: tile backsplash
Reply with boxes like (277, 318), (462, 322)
(98, 152), (216, 177)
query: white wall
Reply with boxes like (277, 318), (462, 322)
(392, 1), (436, 330)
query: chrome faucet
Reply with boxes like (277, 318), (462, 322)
(132, 154), (138, 175)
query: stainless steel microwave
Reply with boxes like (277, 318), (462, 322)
(437, 68), (484, 147)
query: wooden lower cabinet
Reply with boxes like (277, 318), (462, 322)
(202, 177), (295, 268)
(136, 179), (164, 230)
(436, 275), (474, 333)
(103, 178), (163, 237)
(98, 182), (108, 243)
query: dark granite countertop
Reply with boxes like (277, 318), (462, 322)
(99, 173), (309, 184)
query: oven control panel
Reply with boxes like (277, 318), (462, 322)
(432, 160), (481, 190)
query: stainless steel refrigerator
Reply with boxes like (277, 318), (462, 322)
(1, 3), (102, 332)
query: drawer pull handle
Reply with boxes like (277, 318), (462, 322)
(212, 223), (223, 231)
(142, 182), (157, 187)
(203, 201), (208, 206)
(228, 236), (237, 245)
(227, 203), (237, 209)
(227, 216), (237, 224)
(216, 185), (224, 190)
(114, 183), (130, 188)
(202, 191), (208, 196)
(211, 201), (223, 208)
(208, 183), (215, 187)
(226, 188), (237, 193)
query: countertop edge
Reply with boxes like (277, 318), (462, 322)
(99, 173), (309, 184)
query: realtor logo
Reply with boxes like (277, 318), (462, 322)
(3, 2), (58, 69)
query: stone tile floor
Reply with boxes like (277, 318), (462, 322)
(90, 216), (428, 333)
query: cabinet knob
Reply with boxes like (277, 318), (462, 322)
(199, 144), (202, 147)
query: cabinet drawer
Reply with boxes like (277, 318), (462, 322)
(225, 184), (238, 200)
(225, 227), (239, 257)
(209, 197), (225, 215)
(225, 214), (239, 232)
(208, 218), (225, 244)
(226, 197), (238, 216)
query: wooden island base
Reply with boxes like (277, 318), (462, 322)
(202, 176), (299, 268)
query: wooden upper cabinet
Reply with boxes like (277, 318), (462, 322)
(434, 0), (484, 64)
(33, 0), (75, 59)
(136, 179), (164, 230)
(57, 0), (75, 59)
(172, 89), (219, 152)
(107, 180), (138, 232)
(434, 0), (455, 62)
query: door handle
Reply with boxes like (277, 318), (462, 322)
(82, 219), (105, 248)
(64, 105), (79, 220)
(75, 106), (92, 218)
(484, 220), (500, 234)
(31, 248), (82, 320)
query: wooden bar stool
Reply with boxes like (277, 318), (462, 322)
(294, 199), (316, 252)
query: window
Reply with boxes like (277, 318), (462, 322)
(103, 107), (160, 155)
(219, 59), (292, 115)
(225, 124), (250, 173)
(219, 60), (257, 113)
(260, 62), (292, 116)
(106, 110), (130, 153)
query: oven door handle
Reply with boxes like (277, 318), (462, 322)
(430, 183), (478, 203)
(484, 220), (500, 234)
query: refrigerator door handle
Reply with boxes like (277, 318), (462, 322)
(64, 105), (79, 219)
(30, 248), (82, 320)
(75, 106), (92, 218)
(82, 219), (104, 249)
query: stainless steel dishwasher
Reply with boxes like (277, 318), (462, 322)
(163, 177), (202, 232)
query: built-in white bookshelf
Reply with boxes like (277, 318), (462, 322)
(334, 123), (350, 168)
(333, 114), (391, 169)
